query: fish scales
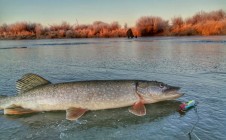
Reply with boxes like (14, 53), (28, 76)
(0, 73), (183, 120)
(2, 81), (139, 111)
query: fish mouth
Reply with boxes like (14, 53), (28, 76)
(165, 86), (180, 93)
(164, 86), (184, 98)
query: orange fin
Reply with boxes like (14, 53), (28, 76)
(4, 106), (36, 115)
(66, 107), (87, 121)
(129, 101), (146, 116)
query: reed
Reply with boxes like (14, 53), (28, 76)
(0, 10), (225, 39)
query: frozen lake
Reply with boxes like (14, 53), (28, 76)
(0, 36), (226, 140)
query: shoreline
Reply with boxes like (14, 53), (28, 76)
(1, 34), (226, 41)
(1, 10), (226, 40)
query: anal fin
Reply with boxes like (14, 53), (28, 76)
(4, 106), (36, 115)
(66, 107), (87, 121)
(129, 101), (146, 116)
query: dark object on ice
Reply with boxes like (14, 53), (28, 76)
(126, 28), (134, 38)
(0, 46), (27, 50)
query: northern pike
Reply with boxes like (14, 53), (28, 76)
(0, 73), (184, 120)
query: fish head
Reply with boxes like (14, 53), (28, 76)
(136, 81), (184, 103)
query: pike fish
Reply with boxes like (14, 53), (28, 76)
(0, 73), (184, 120)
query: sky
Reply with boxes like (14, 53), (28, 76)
(0, 0), (226, 27)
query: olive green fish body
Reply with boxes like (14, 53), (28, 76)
(0, 73), (183, 120)
(10, 81), (138, 111)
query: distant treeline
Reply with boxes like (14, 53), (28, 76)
(0, 9), (226, 40)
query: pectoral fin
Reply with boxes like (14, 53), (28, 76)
(129, 101), (146, 116)
(4, 106), (36, 115)
(66, 107), (87, 121)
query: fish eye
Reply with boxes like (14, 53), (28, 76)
(159, 83), (164, 88)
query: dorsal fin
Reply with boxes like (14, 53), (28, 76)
(16, 73), (51, 94)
